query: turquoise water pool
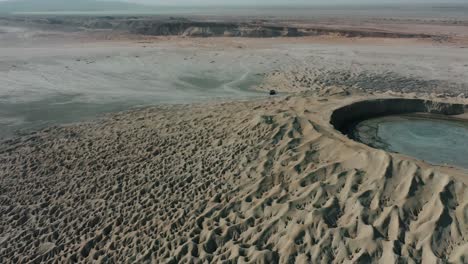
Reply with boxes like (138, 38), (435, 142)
(351, 114), (468, 169)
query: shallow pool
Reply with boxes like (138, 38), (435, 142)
(351, 114), (468, 169)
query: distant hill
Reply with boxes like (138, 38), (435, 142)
(0, 0), (147, 13)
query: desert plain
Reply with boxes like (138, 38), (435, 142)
(0, 11), (468, 263)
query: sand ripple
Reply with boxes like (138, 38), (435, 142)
(0, 96), (467, 263)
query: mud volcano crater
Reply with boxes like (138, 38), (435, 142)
(331, 99), (468, 169)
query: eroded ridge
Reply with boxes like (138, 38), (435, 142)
(0, 97), (467, 263)
(0, 16), (438, 39)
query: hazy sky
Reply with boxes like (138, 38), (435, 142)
(1, 0), (466, 15)
(0, 0), (465, 5)
(124, 0), (466, 5)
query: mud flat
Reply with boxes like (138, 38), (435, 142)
(0, 92), (467, 263)
(1, 35), (468, 139)
(0, 40), (267, 139)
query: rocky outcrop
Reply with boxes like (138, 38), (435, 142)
(0, 16), (437, 39)
(127, 20), (434, 39)
(128, 21), (237, 36)
(128, 21), (302, 38)
(301, 27), (434, 39)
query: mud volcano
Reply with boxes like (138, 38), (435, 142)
(331, 99), (468, 169)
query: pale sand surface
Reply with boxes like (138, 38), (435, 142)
(0, 91), (467, 263)
(1, 18), (468, 263)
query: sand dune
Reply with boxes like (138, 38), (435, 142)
(0, 92), (467, 263)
